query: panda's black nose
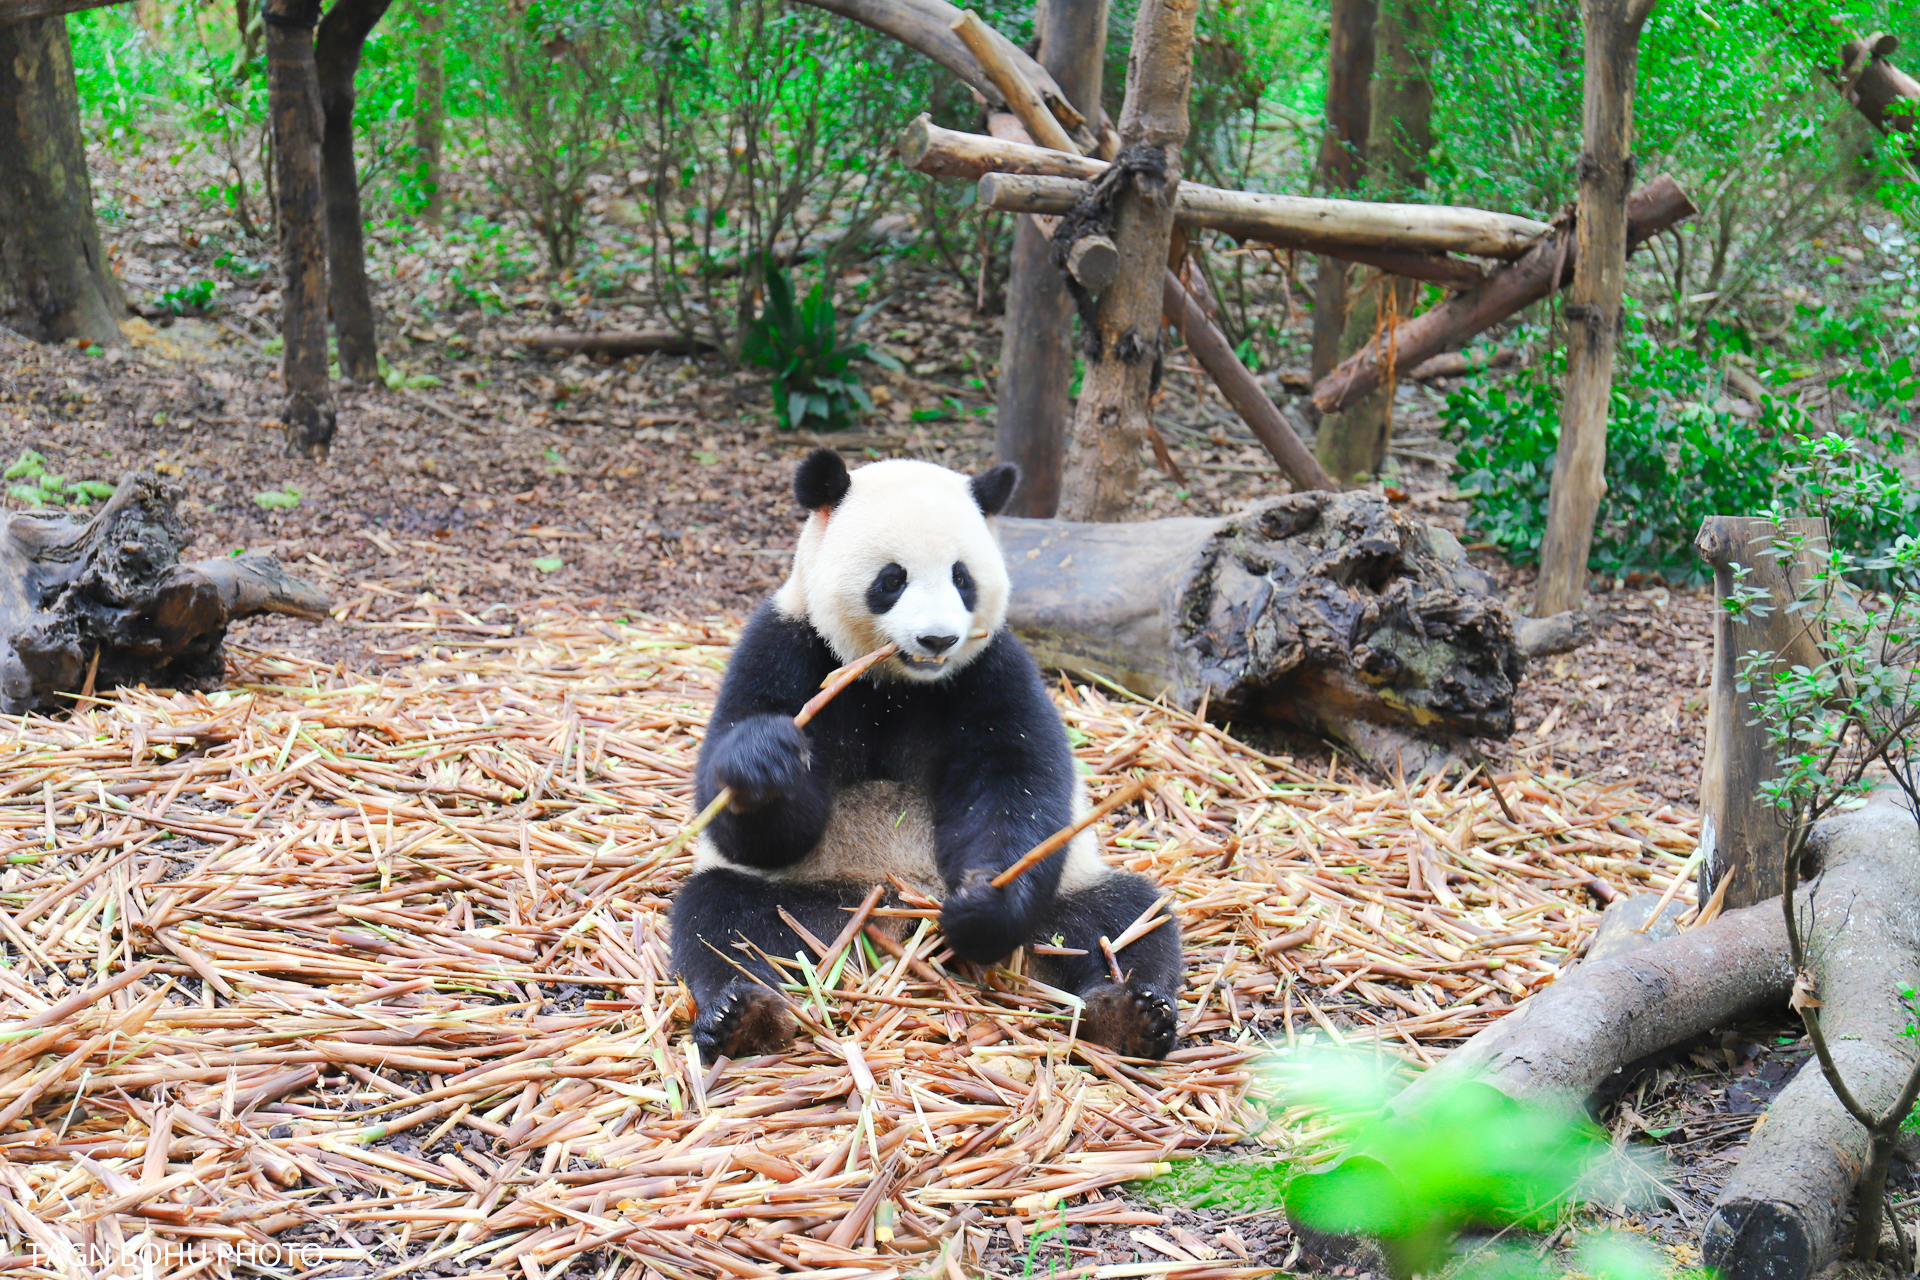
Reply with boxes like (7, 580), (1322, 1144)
(917, 633), (959, 654)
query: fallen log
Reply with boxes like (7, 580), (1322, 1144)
(1312, 176), (1698, 413)
(1703, 791), (1920, 1280)
(518, 330), (716, 359)
(1381, 894), (1791, 1119)
(1001, 489), (1558, 775)
(0, 473), (330, 713)
(977, 171), (1549, 261)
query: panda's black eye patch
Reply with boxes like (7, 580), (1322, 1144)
(952, 562), (977, 611)
(867, 563), (908, 614)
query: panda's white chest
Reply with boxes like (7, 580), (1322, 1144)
(693, 781), (946, 899)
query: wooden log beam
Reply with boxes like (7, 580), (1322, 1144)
(0, 0), (127, 23)
(518, 330), (715, 358)
(1837, 32), (1920, 159)
(1695, 517), (1830, 912)
(793, 0), (1098, 153)
(1311, 176), (1697, 413)
(902, 120), (1502, 285)
(952, 158), (1548, 259)
(1162, 270), (1333, 493)
(978, 173), (1509, 283)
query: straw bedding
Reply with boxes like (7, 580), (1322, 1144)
(0, 603), (1700, 1278)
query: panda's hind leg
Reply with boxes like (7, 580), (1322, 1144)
(670, 868), (863, 1061)
(1028, 870), (1184, 1060)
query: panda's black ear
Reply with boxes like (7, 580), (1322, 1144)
(970, 463), (1020, 516)
(794, 449), (851, 512)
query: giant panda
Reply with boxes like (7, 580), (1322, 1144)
(670, 448), (1183, 1062)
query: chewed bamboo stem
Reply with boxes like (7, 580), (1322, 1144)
(993, 774), (1153, 889)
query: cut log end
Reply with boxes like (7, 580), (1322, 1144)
(1513, 609), (1593, 657)
(1702, 1197), (1817, 1280)
(1066, 235), (1120, 293)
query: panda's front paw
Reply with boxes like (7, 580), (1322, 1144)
(692, 980), (798, 1060)
(1079, 982), (1177, 1060)
(939, 873), (1025, 964)
(710, 716), (810, 810)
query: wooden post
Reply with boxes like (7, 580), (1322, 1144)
(315, 0), (393, 385)
(1532, 0), (1657, 616)
(1695, 516), (1829, 911)
(1314, 0), (1433, 482)
(994, 0), (1106, 517)
(1056, 0), (1198, 521)
(412, 0), (446, 222)
(1308, 0), (1374, 388)
(264, 0), (337, 457)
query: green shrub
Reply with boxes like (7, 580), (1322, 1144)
(1440, 319), (1920, 584)
(742, 264), (897, 431)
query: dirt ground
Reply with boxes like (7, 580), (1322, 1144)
(0, 152), (1761, 1277)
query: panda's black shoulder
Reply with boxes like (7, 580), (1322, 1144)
(711, 597), (837, 719)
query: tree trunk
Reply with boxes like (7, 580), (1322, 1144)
(1532, 0), (1657, 617)
(1055, 0), (1198, 522)
(0, 473), (330, 714)
(1315, 0), (1434, 482)
(995, 0), (1106, 518)
(1000, 490), (1543, 776)
(0, 17), (125, 347)
(1310, 176), (1696, 413)
(1309, 0), (1374, 391)
(264, 0), (337, 458)
(315, 0), (393, 385)
(412, 0), (446, 222)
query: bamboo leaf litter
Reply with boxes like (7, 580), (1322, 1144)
(0, 602), (1697, 1277)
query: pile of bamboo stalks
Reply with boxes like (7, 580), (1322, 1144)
(0, 603), (1697, 1277)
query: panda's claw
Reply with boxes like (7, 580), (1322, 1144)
(1079, 982), (1177, 1060)
(692, 981), (798, 1061)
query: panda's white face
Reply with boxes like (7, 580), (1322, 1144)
(775, 456), (1012, 682)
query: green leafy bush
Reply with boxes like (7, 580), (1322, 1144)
(1441, 321), (1920, 584)
(742, 265), (897, 432)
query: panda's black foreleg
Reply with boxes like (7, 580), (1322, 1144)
(1028, 870), (1184, 1061)
(669, 868), (865, 1061)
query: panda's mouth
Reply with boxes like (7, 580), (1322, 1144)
(896, 652), (949, 671)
